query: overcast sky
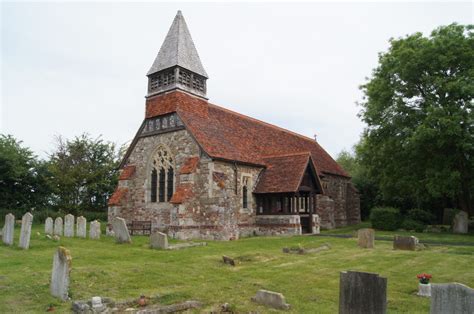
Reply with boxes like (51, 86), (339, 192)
(1, 2), (472, 159)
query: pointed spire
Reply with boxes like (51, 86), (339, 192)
(148, 11), (208, 78)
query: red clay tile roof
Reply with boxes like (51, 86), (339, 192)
(119, 165), (136, 180)
(144, 91), (349, 177)
(179, 157), (199, 174)
(108, 187), (128, 206)
(170, 183), (194, 204)
(254, 153), (311, 194)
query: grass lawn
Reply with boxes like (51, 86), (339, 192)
(1, 224), (473, 313)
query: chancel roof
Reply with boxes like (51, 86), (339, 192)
(143, 91), (349, 179)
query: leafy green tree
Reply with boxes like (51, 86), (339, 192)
(359, 24), (474, 216)
(0, 134), (51, 213)
(48, 134), (119, 214)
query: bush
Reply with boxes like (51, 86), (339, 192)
(370, 207), (402, 230)
(401, 219), (425, 232)
(407, 208), (434, 225)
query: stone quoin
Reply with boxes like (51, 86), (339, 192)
(108, 11), (361, 240)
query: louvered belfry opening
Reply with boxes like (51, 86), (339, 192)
(146, 11), (208, 99)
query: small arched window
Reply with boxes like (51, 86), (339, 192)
(242, 186), (248, 209)
(150, 146), (174, 203)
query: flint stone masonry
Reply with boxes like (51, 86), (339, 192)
(45, 217), (53, 235)
(430, 283), (474, 314)
(54, 217), (63, 236)
(150, 232), (168, 249)
(108, 124), (360, 240)
(64, 214), (75, 237)
(358, 228), (375, 249)
(2, 213), (15, 246)
(50, 246), (72, 301)
(453, 211), (468, 234)
(112, 217), (131, 243)
(393, 235), (418, 251)
(3, 213), (15, 246)
(339, 271), (387, 314)
(252, 289), (290, 310)
(76, 216), (87, 238)
(19, 212), (33, 249)
(89, 220), (101, 239)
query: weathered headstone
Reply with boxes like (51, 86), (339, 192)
(393, 235), (418, 251)
(111, 217), (131, 243)
(76, 216), (87, 238)
(89, 220), (101, 239)
(430, 283), (474, 314)
(339, 271), (387, 314)
(64, 214), (75, 237)
(45, 217), (54, 235)
(312, 214), (321, 234)
(54, 217), (63, 236)
(50, 246), (72, 300)
(19, 212), (33, 249)
(222, 255), (236, 266)
(357, 228), (375, 249)
(150, 232), (168, 249)
(453, 211), (468, 234)
(2, 213), (15, 246)
(252, 289), (290, 310)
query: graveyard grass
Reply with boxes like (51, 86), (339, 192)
(1, 225), (473, 313)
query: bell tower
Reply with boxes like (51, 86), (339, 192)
(147, 11), (208, 99)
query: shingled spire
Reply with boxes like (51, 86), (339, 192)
(147, 11), (208, 99)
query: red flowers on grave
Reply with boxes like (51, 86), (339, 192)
(417, 273), (432, 284)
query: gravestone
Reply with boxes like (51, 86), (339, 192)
(54, 217), (63, 236)
(2, 213), (15, 246)
(89, 220), (101, 239)
(430, 283), (474, 314)
(45, 217), (54, 235)
(339, 271), (387, 314)
(150, 232), (168, 249)
(393, 235), (418, 251)
(357, 228), (375, 249)
(19, 212), (33, 249)
(64, 214), (75, 237)
(111, 217), (131, 243)
(312, 214), (321, 234)
(76, 216), (87, 238)
(223, 255), (236, 266)
(252, 289), (290, 310)
(453, 211), (468, 234)
(50, 246), (72, 300)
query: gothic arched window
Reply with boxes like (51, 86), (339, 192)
(151, 169), (158, 203)
(150, 146), (174, 203)
(167, 167), (174, 200)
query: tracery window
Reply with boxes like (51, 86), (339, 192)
(150, 146), (174, 203)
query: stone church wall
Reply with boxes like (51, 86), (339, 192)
(109, 128), (360, 239)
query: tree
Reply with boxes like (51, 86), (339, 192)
(48, 134), (119, 214)
(0, 134), (51, 212)
(359, 24), (474, 216)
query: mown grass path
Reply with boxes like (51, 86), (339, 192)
(1, 224), (473, 313)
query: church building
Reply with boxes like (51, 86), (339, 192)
(108, 11), (360, 240)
